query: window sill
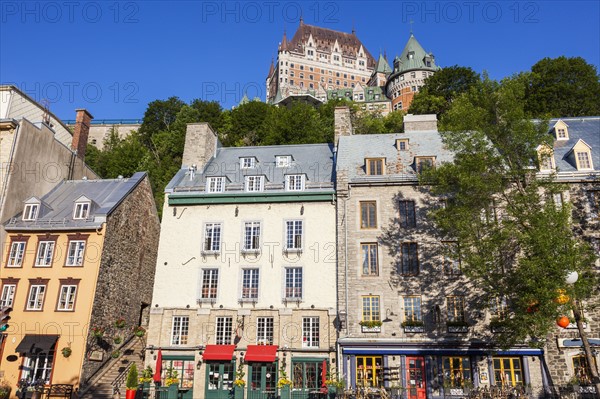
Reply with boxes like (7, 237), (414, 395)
(201, 250), (220, 256)
(361, 325), (381, 333)
(283, 248), (303, 254)
(239, 298), (258, 303)
(241, 249), (261, 255)
(197, 298), (217, 303)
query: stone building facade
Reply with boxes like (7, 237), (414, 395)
(536, 117), (600, 395)
(147, 123), (337, 399)
(0, 172), (160, 397)
(333, 107), (547, 398)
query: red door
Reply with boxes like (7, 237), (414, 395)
(406, 357), (426, 399)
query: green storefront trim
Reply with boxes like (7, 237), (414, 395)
(169, 191), (335, 205)
(163, 355), (195, 360)
(292, 357), (329, 363)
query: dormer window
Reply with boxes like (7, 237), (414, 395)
(397, 139), (409, 151)
(408, 52), (414, 59)
(240, 157), (256, 169)
(366, 158), (384, 175)
(23, 204), (39, 221)
(286, 174), (305, 191)
(276, 156), (291, 167)
(415, 157), (436, 173)
(537, 146), (555, 171)
(73, 202), (90, 220)
(553, 120), (569, 140)
(577, 151), (592, 169)
(245, 176), (264, 192)
(206, 177), (225, 193)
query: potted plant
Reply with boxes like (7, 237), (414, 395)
(133, 326), (146, 337)
(567, 375), (580, 393)
(91, 326), (105, 338)
(165, 367), (180, 399)
(115, 318), (126, 329)
(278, 365), (292, 399)
(139, 366), (154, 390)
(111, 350), (121, 359)
(114, 336), (123, 345)
(0, 380), (10, 399)
(447, 320), (469, 333)
(401, 319), (425, 333)
(233, 364), (245, 399)
(125, 363), (138, 399)
(61, 346), (72, 358)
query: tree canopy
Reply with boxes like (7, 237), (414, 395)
(424, 75), (597, 348)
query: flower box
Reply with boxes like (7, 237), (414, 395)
(361, 325), (381, 333)
(447, 324), (469, 333)
(404, 325), (425, 333)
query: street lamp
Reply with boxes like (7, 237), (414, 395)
(565, 271), (600, 394)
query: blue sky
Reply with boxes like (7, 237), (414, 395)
(1, 1), (599, 120)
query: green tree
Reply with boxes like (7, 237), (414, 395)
(408, 65), (480, 117)
(525, 56), (600, 117)
(262, 102), (328, 145)
(425, 75), (597, 350)
(138, 97), (186, 147)
(221, 101), (271, 146)
(190, 99), (224, 132)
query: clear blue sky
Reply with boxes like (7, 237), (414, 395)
(1, 1), (598, 120)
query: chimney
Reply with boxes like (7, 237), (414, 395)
(182, 123), (219, 171)
(403, 114), (438, 132)
(72, 109), (93, 158)
(334, 106), (353, 147)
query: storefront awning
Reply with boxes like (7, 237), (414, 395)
(244, 345), (278, 362)
(203, 345), (236, 361)
(342, 347), (543, 356)
(15, 335), (59, 354)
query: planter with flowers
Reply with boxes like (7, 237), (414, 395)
(0, 380), (11, 399)
(115, 318), (126, 329)
(111, 350), (121, 359)
(233, 364), (246, 399)
(401, 320), (425, 333)
(139, 366), (153, 390)
(359, 320), (382, 333)
(165, 368), (179, 399)
(133, 326), (146, 338)
(447, 320), (469, 333)
(90, 326), (105, 339)
(278, 366), (292, 399)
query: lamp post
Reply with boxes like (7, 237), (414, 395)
(565, 271), (600, 395)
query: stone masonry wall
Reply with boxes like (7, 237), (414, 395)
(80, 175), (160, 386)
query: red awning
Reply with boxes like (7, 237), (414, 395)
(244, 345), (278, 362)
(203, 345), (236, 361)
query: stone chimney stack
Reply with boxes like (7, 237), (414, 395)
(403, 114), (438, 132)
(182, 123), (219, 170)
(72, 109), (93, 158)
(334, 106), (353, 147)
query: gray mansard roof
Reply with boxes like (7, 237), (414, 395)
(336, 131), (453, 183)
(167, 143), (335, 193)
(550, 117), (599, 174)
(4, 172), (148, 230)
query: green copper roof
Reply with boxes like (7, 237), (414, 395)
(375, 54), (392, 74)
(392, 34), (438, 75)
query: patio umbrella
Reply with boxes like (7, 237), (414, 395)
(153, 349), (163, 384)
(321, 359), (327, 392)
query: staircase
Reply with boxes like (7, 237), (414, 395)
(80, 338), (146, 399)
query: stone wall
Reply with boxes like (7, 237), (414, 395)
(543, 180), (600, 387)
(80, 175), (160, 385)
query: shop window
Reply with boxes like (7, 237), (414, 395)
(492, 357), (523, 386)
(443, 357), (472, 388)
(356, 356), (383, 387)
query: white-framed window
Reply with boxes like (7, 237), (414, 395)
(286, 174), (305, 191)
(243, 222), (261, 252)
(57, 285), (77, 311)
(199, 268), (219, 300)
(240, 157), (256, 169)
(285, 220), (303, 251)
(241, 268), (259, 301)
(302, 317), (319, 348)
(245, 176), (264, 192)
(35, 241), (55, 267)
(21, 347), (55, 384)
(206, 177), (225, 193)
(204, 223), (222, 252)
(66, 241), (85, 266)
(171, 316), (189, 345)
(553, 192), (564, 208)
(23, 204), (39, 221)
(576, 151), (592, 169)
(284, 267), (303, 300)
(276, 156), (291, 167)
(7, 241), (26, 267)
(216, 316), (232, 345)
(257, 317), (274, 344)
(26, 284), (46, 310)
(0, 284), (16, 307)
(73, 202), (90, 219)
(557, 128), (567, 139)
